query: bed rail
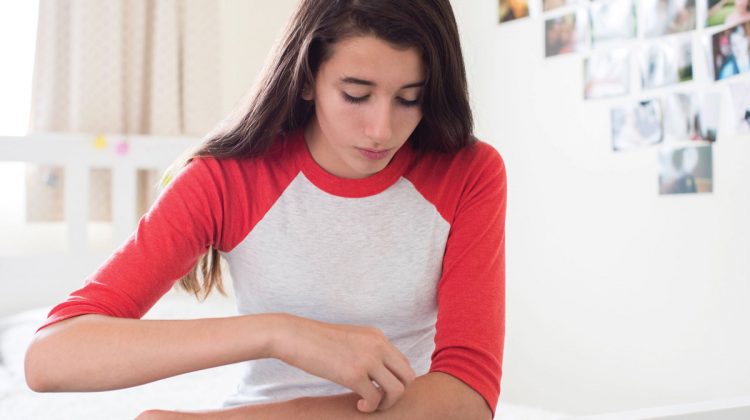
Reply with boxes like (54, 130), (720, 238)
(0, 133), (201, 316)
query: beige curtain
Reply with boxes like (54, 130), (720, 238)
(27, 0), (221, 222)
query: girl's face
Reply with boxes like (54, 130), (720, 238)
(303, 35), (425, 179)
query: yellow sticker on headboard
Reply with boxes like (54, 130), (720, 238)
(93, 134), (108, 150)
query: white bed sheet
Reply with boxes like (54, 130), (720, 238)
(0, 292), (567, 420)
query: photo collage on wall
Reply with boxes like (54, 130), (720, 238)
(498, 0), (750, 195)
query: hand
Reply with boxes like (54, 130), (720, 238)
(272, 315), (417, 413)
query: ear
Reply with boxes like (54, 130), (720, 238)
(302, 84), (314, 101)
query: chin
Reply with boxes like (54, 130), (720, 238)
(355, 163), (385, 178)
(356, 167), (380, 178)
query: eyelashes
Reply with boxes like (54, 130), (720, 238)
(342, 93), (421, 107)
(342, 93), (366, 104)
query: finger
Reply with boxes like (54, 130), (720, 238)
(383, 348), (417, 386)
(368, 364), (406, 411)
(353, 376), (383, 413)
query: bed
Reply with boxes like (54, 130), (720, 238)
(0, 290), (569, 420)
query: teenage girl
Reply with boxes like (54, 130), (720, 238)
(25, 1), (507, 419)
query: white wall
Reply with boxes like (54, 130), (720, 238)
(450, 1), (750, 416)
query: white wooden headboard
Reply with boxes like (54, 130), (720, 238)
(0, 133), (202, 316)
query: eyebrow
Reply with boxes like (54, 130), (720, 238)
(340, 76), (425, 89)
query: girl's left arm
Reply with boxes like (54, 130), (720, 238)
(137, 372), (489, 420)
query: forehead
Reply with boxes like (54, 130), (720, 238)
(320, 35), (425, 88)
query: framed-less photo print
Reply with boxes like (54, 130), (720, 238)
(590, 0), (637, 45)
(711, 22), (750, 80)
(584, 48), (630, 99)
(641, 0), (697, 37)
(544, 0), (581, 12)
(611, 99), (663, 151)
(706, 0), (750, 27)
(499, 0), (530, 23)
(663, 92), (721, 142)
(638, 35), (693, 89)
(658, 145), (713, 194)
(545, 9), (591, 56)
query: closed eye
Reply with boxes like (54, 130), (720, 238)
(342, 93), (420, 107)
(397, 97), (421, 107)
(343, 93), (368, 104)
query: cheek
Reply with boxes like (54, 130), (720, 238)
(318, 95), (361, 130)
(334, 106), (364, 132)
(396, 108), (423, 132)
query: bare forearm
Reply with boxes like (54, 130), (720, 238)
(25, 313), (285, 392)
(199, 372), (492, 420)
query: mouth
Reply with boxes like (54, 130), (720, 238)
(356, 147), (392, 161)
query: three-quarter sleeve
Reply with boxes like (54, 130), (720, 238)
(428, 146), (507, 417)
(37, 157), (226, 332)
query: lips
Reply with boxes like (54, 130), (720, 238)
(357, 147), (391, 161)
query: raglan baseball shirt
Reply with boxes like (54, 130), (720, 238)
(37, 128), (507, 416)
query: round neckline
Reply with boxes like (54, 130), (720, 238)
(291, 129), (413, 198)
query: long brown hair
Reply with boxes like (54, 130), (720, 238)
(170, 0), (475, 300)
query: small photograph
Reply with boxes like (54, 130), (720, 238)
(590, 0), (637, 45)
(706, 0), (750, 27)
(544, 0), (579, 11)
(711, 22), (750, 81)
(545, 9), (591, 57)
(638, 36), (693, 89)
(611, 99), (663, 151)
(658, 145), (713, 194)
(499, 0), (530, 23)
(729, 81), (750, 133)
(641, 0), (697, 37)
(584, 48), (630, 99)
(663, 92), (721, 142)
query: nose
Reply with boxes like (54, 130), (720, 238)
(364, 101), (393, 145)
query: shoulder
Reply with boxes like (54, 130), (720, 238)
(404, 137), (506, 222)
(180, 133), (302, 184)
(164, 136), (302, 252)
(409, 137), (506, 184)
(454, 138), (506, 176)
(158, 141), (296, 220)
(447, 138), (507, 199)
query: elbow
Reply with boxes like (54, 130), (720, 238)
(428, 371), (494, 420)
(24, 315), (93, 392)
(24, 325), (73, 392)
(24, 335), (54, 392)
(456, 394), (493, 420)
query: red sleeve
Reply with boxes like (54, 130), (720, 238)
(36, 157), (228, 332)
(427, 144), (507, 417)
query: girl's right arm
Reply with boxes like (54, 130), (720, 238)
(24, 312), (283, 392)
(25, 312), (416, 413)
